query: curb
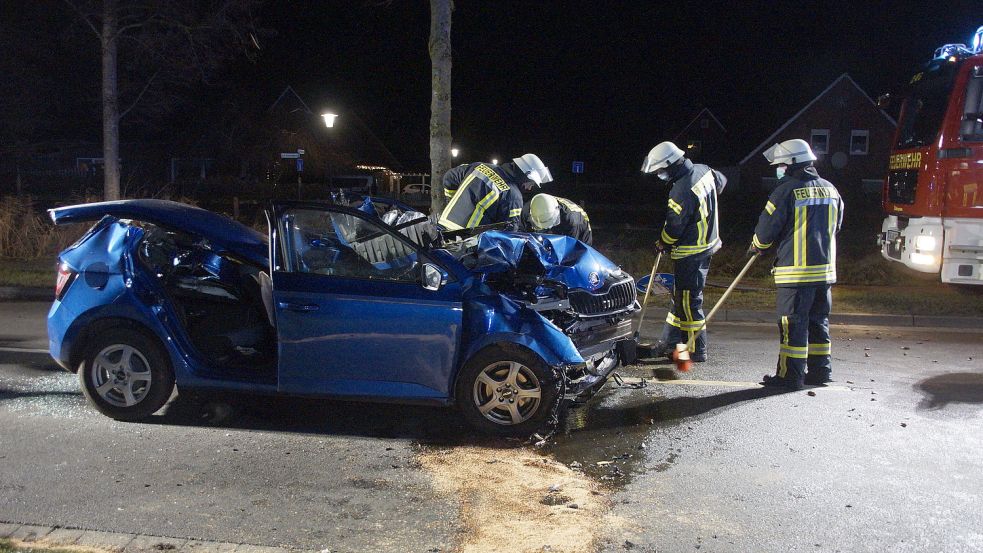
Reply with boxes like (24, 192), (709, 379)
(0, 286), (50, 302)
(0, 521), (305, 552)
(641, 307), (983, 329)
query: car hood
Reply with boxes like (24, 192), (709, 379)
(48, 199), (268, 267)
(464, 231), (624, 291)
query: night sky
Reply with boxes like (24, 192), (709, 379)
(6, 1), (983, 175)
(263, 1), (981, 174)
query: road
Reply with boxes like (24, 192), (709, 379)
(1, 301), (982, 552)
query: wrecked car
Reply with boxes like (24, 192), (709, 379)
(46, 198), (637, 435)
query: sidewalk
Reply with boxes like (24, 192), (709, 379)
(0, 522), (299, 553)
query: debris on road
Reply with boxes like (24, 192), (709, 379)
(807, 391), (817, 397)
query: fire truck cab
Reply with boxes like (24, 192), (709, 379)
(879, 26), (983, 284)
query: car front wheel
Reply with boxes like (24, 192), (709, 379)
(455, 344), (561, 436)
(79, 328), (175, 421)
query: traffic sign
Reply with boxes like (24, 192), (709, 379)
(296, 158), (304, 172)
(572, 161), (584, 174)
(280, 152), (300, 159)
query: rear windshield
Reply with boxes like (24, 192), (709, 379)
(895, 62), (958, 149)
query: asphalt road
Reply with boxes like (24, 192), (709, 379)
(1, 301), (982, 552)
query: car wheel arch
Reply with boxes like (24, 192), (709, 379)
(451, 340), (560, 404)
(69, 317), (168, 373)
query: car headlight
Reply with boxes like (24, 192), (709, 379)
(914, 235), (937, 251)
(910, 252), (937, 266)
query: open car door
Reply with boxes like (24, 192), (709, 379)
(270, 202), (463, 401)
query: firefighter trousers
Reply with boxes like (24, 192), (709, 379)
(774, 285), (832, 384)
(660, 253), (710, 355)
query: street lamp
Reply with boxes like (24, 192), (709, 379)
(451, 147), (459, 158)
(321, 112), (338, 128)
(491, 158), (498, 165)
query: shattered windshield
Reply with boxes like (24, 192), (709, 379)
(895, 63), (958, 149)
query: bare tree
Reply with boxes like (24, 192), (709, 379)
(65, 0), (261, 200)
(429, 0), (453, 214)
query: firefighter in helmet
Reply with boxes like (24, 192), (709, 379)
(438, 154), (552, 231)
(749, 138), (844, 390)
(642, 141), (727, 362)
(523, 193), (593, 245)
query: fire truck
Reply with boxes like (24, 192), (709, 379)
(879, 26), (983, 284)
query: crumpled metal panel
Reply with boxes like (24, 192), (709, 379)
(464, 231), (624, 292)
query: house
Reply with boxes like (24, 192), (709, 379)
(673, 108), (730, 167)
(738, 73), (897, 204)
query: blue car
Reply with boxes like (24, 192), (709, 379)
(47, 198), (638, 435)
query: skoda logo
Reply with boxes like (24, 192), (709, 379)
(588, 272), (601, 289)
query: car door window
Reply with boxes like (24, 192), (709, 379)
(281, 208), (419, 281)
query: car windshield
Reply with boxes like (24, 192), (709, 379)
(895, 62), (958, 149)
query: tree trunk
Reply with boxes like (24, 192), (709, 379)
(428, 0), (453, 215)
(101, 0), (121, 200)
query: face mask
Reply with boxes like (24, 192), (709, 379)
(776, 166), (786, 179)
(656, 169), (670, 181)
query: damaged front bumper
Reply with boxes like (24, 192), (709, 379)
(561, 317), (635, 401)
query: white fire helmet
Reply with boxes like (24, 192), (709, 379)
(763, 139), (817, 165)
(528, 194), (561, 230)
(513, 153), (553, 185)
(641, 141), (685, 173)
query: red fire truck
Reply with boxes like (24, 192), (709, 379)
(879, 26), (983, 284)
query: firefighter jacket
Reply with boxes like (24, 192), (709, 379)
(521, 196), (593, 244)
(752, 166), (844, 287)
(660, 159), (727, 260)
(438, 163), (524, 230)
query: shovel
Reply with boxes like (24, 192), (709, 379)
(673, 254), (759, 372)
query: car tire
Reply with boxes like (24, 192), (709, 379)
(78, 328), (175, 421)
(455, 343), (561, 437)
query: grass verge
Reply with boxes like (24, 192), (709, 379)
(0, 539), (98, 553)
(0, 258), (54, 288)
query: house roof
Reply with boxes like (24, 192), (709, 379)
(269, 86), (313, 115)
(674, 107), (727, 140)
(738, 73), (898, 166)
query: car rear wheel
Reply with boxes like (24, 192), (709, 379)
(79, 328), (175, 421)
(455, 344), (560, 437)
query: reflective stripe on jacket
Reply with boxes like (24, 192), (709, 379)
(661, 159), (727, 260)
(438, 163), (524, 230)
(752, 166), (844, 287)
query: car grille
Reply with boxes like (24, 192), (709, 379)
(568, 278), (636, 316)
(887, 170), (918, 205)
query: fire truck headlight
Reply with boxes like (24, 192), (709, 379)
(910, 252), (937, 266)
(914, 235), (938, 251)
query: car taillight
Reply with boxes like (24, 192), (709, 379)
(55, 262), (76, 300)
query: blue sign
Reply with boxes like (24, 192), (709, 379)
(572, 161), (584, 174)
(296, 158), (304, 172)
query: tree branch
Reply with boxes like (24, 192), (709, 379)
(62, 0), (101, 38)
(119, 69), (160, 120)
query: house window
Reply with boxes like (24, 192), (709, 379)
(686, 140), (702, 156)
(810, 129), (830, 155)
(850, 130), (869, 155)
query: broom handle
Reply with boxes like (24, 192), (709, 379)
(687, 255), (758, 350)
(636, 252), (662, 332)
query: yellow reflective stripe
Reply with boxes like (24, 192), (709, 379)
(466, 188), (500, 227)
(828, 202), (837, 266)
(508, 208), (522, 218)
(439, 172), (478, 226)
(808, 343), (831, 355)
(780, 345), (808, 357)
(665, 312), (705, 331)
(774, 273), (836, 284)
(661, 228), (679, 244)
(752, 234), (772, 249)
(773, 264), (832, 274)
(793, 206), (807, 266)
(667, 199), (683, 215)
(765, 201), (776, 215)
(778, 316), (790, 377)
(683, 290), (695, 343)
(444, 188), (455, 198)
(670, 238), (721, 259)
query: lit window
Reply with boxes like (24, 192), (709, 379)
(686, 140), (702, 155)
(850, 130), (869, 155)
(810, 129), (830, 155)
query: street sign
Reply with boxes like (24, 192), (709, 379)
(296, 158), (304, 172)
(280, 152), (300, 159)
(297, 149), (305, 155)
(572, 161), (584, 174)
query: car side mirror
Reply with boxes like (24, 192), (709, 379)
(421, 263), (447, 291)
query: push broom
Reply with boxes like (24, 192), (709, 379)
(673, 254), (759, 372)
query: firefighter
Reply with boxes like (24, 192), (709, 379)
(641, 141), (727, 362)
(523, 193), (593, 244)
(748, 138), (844, 390)
(438, 154), (553, 231)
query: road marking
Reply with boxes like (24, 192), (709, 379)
(0, 346), (49, 354)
